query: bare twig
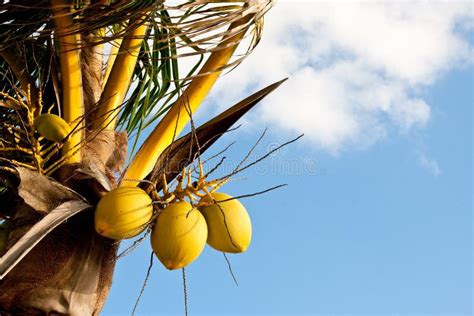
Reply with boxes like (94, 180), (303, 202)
(223, 252), (239, 286)
(116, 230), (151, 260)
(217, 134), (304, 181)
(182, 267), (188, 316)
(131, 252), (154, 316)
(232, 128), (267, 173)
(204, 156), (226, 178)
(202, 141), (236, 164)
(216, 184), (287, 203)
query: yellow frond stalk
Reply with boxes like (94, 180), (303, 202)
(93, 20), (148, 131)
(102, 37), (124, 88)
(121, 14), (254, 187)
(51, 0), (84, 164)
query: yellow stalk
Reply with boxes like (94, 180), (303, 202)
(102, 37), (124, 88)
(51, 0), (84, 164)
(93, 20), (148, 131)
(121, 13), (254, 187)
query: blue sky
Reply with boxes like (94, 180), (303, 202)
(103, 2), (472, 315)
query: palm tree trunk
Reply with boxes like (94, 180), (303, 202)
(0, 211), (117, 315)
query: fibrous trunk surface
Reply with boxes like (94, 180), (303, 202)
(0, 131), (127, 315)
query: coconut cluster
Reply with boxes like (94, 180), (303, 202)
(94, 187), (252, 270)
(34, 113), (254, 270)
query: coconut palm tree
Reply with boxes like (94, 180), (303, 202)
(0, 0), (282, 314)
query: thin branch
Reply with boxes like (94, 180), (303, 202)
(215, 200), (239, 250)
(131, 252), (154, 316)
(223, 253), (239, 286)
(232, 128), (267, 173)
(202, 141), (236, 164)
(182, 267), (188, 316)
(216, 184), (288, 203)
(217, 134), (304, 181)
(204, 156), (226, 178)
(116, 230), (151, 260)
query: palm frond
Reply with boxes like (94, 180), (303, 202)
(0, 0), (273, 173)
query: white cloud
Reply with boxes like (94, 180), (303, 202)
(418, 153), (442, 177)
(204, 1), (473, 154)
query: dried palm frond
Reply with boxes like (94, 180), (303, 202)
(144, 78), (287, 191)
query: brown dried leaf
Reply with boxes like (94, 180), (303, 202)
(0, 199), (91, 280)
(17, 167), (85, 214)
(146, 78), (287, 191)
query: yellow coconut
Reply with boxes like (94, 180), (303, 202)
(150, 201), (207, 270)
(198, 192), (252, 253)
(34, 113), (72, 142)
(95, 187), (153, 240)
